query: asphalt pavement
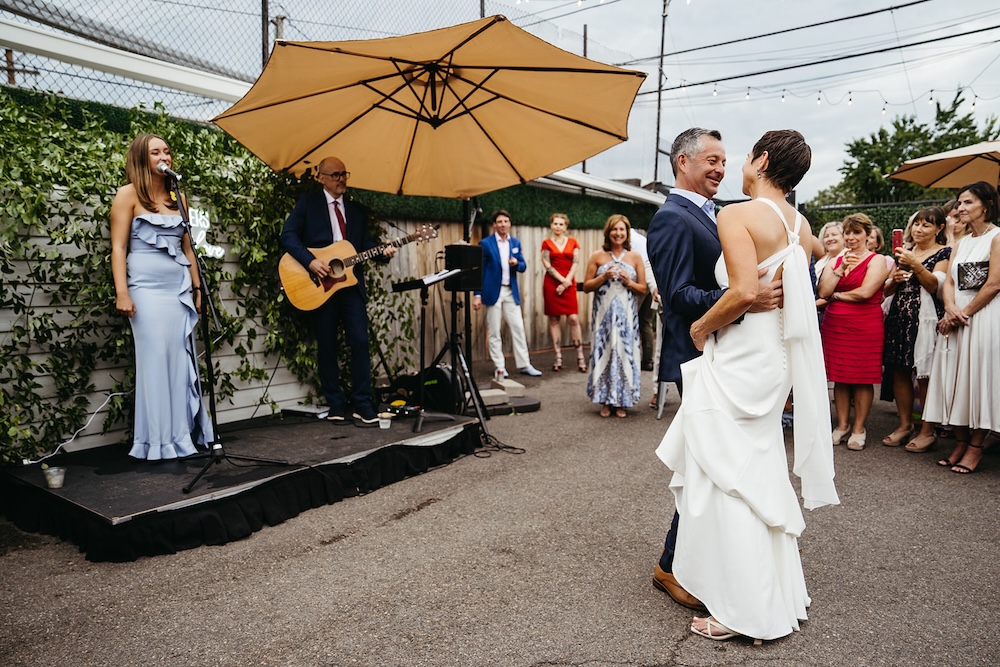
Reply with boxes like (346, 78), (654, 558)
(2, 351), (998, 667)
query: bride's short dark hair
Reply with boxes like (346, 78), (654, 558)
(752, 130), (811, 193)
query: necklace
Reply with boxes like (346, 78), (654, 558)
(971, 222), (995, 238)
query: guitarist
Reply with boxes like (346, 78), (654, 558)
(280, 156), (397, 427)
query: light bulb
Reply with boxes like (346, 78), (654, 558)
(928, 89), (934, 105)
(848, 92), (853, 106)
(817, 91), (821, 105)
(745, 87), (750, 100)
(972, 96), (977, 111)
(781, 90), (785, 103)
(712, 85), (717, 97)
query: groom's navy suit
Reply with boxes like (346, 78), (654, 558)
(646, 193), (726, 385)
(646, 191), (726, 573)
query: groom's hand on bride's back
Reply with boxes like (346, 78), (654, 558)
(748, 268), (783, 312)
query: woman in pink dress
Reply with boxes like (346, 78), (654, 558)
(541, 213), (585, 372)
(817, 213), (890, 450)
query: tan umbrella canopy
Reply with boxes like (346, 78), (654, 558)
(212, 15), (646, 199)
(889, 140), (1000, 189)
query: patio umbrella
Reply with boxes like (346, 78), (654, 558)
(212, 15), (646, 199)
(888, 140), (1000, 189)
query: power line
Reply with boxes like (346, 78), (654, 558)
(639, 23), (1000, 95)
(620, 0), (934, 66)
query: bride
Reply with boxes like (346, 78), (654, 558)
(655, 130), (840, 643)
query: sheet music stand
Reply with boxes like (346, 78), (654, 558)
(392, 269), (459, 432)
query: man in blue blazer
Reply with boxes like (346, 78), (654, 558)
(472, 210), (542, 377)
(280, 156), (395, 426)
(646, 128), (781, 609)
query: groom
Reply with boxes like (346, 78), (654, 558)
(646, 128), (781, 610)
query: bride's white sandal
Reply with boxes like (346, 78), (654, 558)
(690, 616), (763, 645)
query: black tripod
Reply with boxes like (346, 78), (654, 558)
(427, 286), (490, 436)
(161, 173), (286, 494)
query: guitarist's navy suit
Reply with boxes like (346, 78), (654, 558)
(280, 190), (382, 417)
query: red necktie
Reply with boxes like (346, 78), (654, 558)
(334, 200), (347, 240)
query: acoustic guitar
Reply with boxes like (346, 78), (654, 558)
(278, 224), (439, 311)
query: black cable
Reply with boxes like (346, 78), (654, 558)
(641, 24), (1000, 94)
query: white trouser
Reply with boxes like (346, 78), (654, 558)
(486, 285), (531, 371)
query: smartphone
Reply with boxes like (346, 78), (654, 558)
(891, 228), (904, 252)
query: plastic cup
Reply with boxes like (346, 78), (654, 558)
(378, 412), (392, 430)
(43, 467), (66, 489)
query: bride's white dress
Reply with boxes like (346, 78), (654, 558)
(655, 199), (839, 640)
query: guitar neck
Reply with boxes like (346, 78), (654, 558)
(343, 233), (421, 268)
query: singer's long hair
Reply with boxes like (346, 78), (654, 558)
(125, 133), (178, 213)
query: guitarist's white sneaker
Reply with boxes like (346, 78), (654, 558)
(352, 410), (380, 428)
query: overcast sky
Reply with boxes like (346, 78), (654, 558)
(500, 0), (1000, 202)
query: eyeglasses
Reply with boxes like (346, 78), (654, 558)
(320, 171), (350, 180)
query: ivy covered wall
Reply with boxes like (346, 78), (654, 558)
(0, 88), (660, 465)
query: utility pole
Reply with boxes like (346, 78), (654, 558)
(653, 0), (672, 187)
(261, 0), (269, 69)
(582, 24), (588, 174)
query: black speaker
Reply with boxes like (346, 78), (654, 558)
(444, 243), (482, 292)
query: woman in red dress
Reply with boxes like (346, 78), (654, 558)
(817, 213), (890, 450)
(541, 213), (585, 372)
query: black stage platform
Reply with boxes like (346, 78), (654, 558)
(0, 414), (479, 562)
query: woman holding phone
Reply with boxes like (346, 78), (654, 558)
(880, 207), (950, 448)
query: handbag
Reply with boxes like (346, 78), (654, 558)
(957, 261), (989, 290)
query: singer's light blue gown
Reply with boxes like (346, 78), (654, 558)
(126, 213), (212, 460)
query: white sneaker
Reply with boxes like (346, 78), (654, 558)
(519, 365), (542, 377)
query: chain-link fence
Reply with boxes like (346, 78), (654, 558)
(1, 0), (655, 178)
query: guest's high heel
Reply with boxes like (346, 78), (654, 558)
(904, 433), (936, 453)
(832, 426), (850, 446)
(938, 440), (968, 467)
(574, 339), (587, 373)
(846, 430), (867, 451)
(552, 350), (562, 372)
(882, 425), (914, 447)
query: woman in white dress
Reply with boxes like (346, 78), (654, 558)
(923, 181), (1000, 474)
(813, 221), (845, 284)
(656, 130), (839, 643)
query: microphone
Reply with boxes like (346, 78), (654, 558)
(157, 162), (183, 181)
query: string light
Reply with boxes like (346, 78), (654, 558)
(972, 96), (977, 111)
(781, 89), (785, 103)
(928, 89), (934, 105)
(848, 91), (853, 106)
(882, 103), (887, 115)
(745, 87), (750, 100)
(816, 91), (822, 105)
(712, 84), (717, 97)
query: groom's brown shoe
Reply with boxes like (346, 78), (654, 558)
(653, 563), (707, 611)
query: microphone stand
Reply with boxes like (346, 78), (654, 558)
(163, 173), (286, 494)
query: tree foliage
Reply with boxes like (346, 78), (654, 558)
(815, 92), (998, 205)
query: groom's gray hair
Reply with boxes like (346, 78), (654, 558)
(670, 128), (723, 178)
